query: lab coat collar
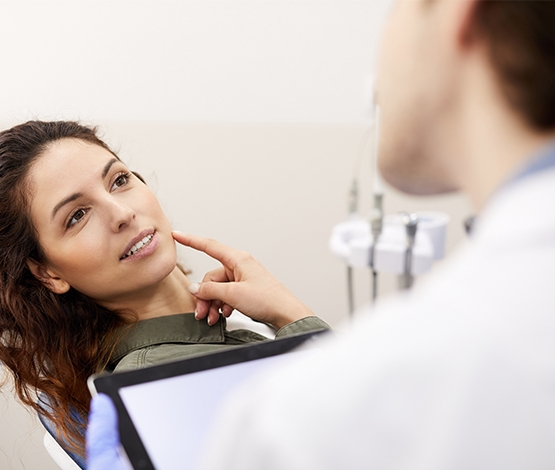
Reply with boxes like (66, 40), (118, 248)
(504, 138), (555, 188)
(470, 139), (555, 240)
(473, 165), (555, 249)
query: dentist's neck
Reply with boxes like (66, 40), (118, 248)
(447, 54), (555, 210)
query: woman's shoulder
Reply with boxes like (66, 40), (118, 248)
(110, 313), (331, 373)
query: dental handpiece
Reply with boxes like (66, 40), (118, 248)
(402, 213), (418, 289)
(369, 193), (384, 302)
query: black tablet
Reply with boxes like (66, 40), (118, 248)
(88, 330), (327, 470)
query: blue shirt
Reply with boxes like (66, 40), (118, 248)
(506, 139), (555, 187)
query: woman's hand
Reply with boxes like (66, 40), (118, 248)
(172, 232), (314, 330)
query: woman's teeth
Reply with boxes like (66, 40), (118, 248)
(122, 233), (154, 259)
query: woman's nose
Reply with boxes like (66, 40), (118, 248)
(107, 198), (136, 231)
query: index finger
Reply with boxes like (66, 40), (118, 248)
(172, 232), (241, 267)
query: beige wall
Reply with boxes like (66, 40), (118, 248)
(0, 380), (58, 470)
(0, 1), (389, 124)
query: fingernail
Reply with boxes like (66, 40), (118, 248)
(188, 283), (200, 295)
(207, 317), (212, 326)
(194, 309), (200, 320)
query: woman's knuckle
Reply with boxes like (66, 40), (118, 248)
(236, 250), (253, 262)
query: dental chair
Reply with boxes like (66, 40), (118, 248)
(224, 310), (275, 338)
(38, 395), (86, 469)
(42, 429), (82, 470)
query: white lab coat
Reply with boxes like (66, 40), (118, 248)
(199, 167), (555, 470)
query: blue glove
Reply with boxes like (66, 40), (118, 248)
(87, 393), (128, 470)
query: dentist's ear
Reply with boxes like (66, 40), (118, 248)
(26, 259), (71, 294)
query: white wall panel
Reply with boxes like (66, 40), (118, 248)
(0, 1), (390, 123)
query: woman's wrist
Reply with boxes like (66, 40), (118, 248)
(270, 298), (315, 330)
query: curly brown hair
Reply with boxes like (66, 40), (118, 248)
(0, 121), (128, 455)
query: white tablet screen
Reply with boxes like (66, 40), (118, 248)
(118, 350), (307, 470)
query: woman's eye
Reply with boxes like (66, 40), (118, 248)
(112, 172), (131, 190)
(67, 208), (87, 228)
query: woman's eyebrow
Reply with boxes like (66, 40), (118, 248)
(50, 158), (119, 221)
(102, 157), (118, 178)
(51, 193), (83, 221)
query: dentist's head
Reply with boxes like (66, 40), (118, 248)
(376, 0), (555, 208)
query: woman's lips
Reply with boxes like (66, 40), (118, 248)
(120, 230), (157, 261)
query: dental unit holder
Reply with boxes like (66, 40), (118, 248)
(336, 95), (448, 314)
(329, 210), (449, 309)
(369, 193), (384, 301)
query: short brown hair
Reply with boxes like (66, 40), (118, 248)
(470, 1), (555, 130)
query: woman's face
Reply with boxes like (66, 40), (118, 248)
(26, 138), (177, 306)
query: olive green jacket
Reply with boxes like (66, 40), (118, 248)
(108, 313), (330, 373)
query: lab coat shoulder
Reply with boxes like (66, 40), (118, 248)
(198, 169), (555, 470)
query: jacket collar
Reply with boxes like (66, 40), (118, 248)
(110, 313), (226, 365)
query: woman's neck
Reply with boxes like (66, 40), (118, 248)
(100, 266), (197, 322)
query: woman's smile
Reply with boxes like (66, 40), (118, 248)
(120, 230), (158, 261)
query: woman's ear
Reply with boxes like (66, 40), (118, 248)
(26, 259), (71, 294)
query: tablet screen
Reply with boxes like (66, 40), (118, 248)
(119, 350), (307, 470)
